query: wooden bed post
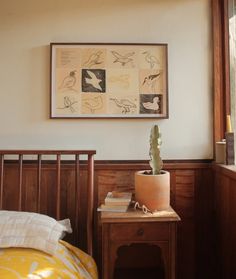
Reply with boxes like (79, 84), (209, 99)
(37, 154), (42, 213)
(0, 154), (4, 210)
(75, 154), (82, 247)
(87, 153), (95, 256)
(56, 154), (61, 220)
(18, 154), (23, 211)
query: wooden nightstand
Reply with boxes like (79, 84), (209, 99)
(101, 206), (180, 279)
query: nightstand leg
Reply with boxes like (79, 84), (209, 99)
(170, 223), (177, 279)
(102, 224), (117, 279)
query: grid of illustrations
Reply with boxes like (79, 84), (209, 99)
(51, 44), (168, 118)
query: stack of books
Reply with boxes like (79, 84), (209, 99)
(97, 191), (132, 212)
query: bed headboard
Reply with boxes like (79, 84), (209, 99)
(0, 150), (96, 256)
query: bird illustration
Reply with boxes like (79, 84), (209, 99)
(83, 51), (103, 68)
(83, 96), (103, 113)
(57, 96), (78, 113)
(59, 70), (77, 91)
(143, 51), (160, 69)
(85, 70), (103, 91)
(110, 98), (136, 114)
(142, 72), (161, 93)
(111, 51), (135, 67)
(142, 97), (160, 111)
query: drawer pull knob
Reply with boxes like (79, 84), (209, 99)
(137, 228), (144, 236)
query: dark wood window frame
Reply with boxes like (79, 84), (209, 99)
(212, 0), (231, 146)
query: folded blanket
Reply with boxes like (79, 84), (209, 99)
(0, 240), (98, 279)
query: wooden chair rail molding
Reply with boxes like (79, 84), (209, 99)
(93, 159), (213, 170)
(213, 162), (236, 180)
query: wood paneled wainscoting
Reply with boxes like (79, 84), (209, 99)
(0, 159), (215, 278)
(94, 160), (215, 279)
(213, 164), (236, 279)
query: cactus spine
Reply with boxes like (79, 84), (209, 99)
(149, 125), (163, 175)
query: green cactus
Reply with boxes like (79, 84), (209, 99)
(149, 125), (163, 175)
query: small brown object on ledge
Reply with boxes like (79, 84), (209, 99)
(225, 132), (235, 165)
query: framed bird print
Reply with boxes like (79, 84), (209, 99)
(50, 43), (168, 119)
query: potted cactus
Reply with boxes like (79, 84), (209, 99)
(135, 125), (170, 211)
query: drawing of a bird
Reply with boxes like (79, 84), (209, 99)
(57, 96), (78, 113)
(59, 70), (77, 91)
(83, 96), (103, 113)
(83, 51), (103, 68)
(85, 70), (103, 91)
(111, 51), (135, 67)
(143, 51), (160, 69)
(142, 73), (161, 93)
(142, 97), (160, 111)
(110, 98), (136, 114)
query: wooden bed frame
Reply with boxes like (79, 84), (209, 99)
(0, 150), (96, 256)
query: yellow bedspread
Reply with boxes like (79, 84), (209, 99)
(0, 240), (98, 279)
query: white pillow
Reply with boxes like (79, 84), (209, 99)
(0, 210), (72, 255)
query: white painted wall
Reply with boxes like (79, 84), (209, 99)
(0, 0), (212, 160)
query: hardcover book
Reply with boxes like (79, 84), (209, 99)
(97, 204), (129, 212)
(104, 191), (132, 206)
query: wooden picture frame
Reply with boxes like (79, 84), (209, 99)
(50, 43), (168, 119)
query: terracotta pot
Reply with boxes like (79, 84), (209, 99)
(135, 170), (170, 211)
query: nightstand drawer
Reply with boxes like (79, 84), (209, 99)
(110, 222), (169, 241)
